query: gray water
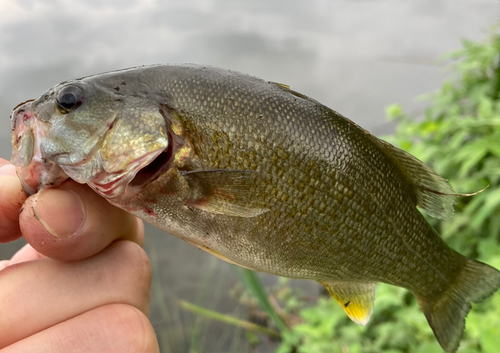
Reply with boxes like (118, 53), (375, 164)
(1, 1), (499, 352)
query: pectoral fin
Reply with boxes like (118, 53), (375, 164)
(181, 169), (270, 218)
(319, 281), (377, 326)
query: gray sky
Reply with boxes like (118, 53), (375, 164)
(0, 0), (499, 157)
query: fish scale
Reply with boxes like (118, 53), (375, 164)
(189, 118), (443, 295)
(164, 73), (427, 275)
(9, 64), (500, 352)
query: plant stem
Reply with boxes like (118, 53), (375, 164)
(179, 300), (281, 339)
(233, 267), (290, 333)
(492, 54), (500, 101)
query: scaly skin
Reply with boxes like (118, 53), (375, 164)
(107, 66), (461, 300)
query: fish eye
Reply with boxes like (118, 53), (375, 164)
(56, 85), (84, 113)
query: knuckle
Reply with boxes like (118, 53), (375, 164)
(101, 304), (159, 353)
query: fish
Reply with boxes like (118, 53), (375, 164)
(9, 64), (500, 352)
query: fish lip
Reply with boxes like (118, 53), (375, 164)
(10, 99), (35, 118)
(16, 160), (69, 196)
(19, 177), (37, 196)
(10, 102), (70, 195)
(12, 99), (36, 111)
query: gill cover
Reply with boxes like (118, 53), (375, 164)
(89, 97), (169, 199)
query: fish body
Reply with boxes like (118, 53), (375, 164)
(10, 64), (500, 352)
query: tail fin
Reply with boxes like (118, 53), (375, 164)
(417, 259), (500, 353)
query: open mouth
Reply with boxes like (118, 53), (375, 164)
(130, 137), (172, 187)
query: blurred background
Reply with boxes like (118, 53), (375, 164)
(1, 1), (500, 352)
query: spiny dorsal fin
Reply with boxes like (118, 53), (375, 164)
(270, 81), (313, 100)
(269, 81), (291, 90)
(319, 281), (377, 326)
(374, 139), (475, 220)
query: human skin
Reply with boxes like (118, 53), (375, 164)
(0, 158), (160, 352)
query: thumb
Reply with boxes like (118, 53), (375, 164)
(20, 181), (144, 261)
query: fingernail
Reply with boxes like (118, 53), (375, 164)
(33, 189), (86, 238)
(0, 164), (16, 176)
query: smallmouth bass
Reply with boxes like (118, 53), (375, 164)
(9, 64), (500, 352)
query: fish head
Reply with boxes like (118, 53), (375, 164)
(10, 70), (170, 203)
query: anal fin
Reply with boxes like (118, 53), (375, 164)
(319, 281), (377, 326)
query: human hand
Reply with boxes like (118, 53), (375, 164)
(0, 158), (159, 352)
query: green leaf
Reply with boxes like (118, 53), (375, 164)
(486, 136), (500, 156)
(454, 140), (488, 177)
(479, 96), (494, 118)
(386, 104), (404, 121)
(480, 329), (500, 353)
(478, 237), (500, 261)
(471, 188), (500, 229)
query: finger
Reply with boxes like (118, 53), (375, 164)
(0, 158), (10, 168)
(0, 162), (26, 243)
(9, 244), (45, 264)
(20, 180), (144, 261)
(0, 240), (152, 348)
(2, 304), (159, 353)
(0, 245), (45, 272)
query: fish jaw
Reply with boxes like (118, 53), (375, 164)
(10, 102), (69, 195)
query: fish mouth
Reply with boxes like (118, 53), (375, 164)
(10, 101), (69, 195)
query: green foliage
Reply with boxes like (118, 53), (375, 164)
(277, 29), (500, 353)
(385, 29), (500, 258)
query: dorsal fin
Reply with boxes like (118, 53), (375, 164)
(374, 138), (462, 220)
(270, 82), (311, 100)
(269, 81), (291, 90)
